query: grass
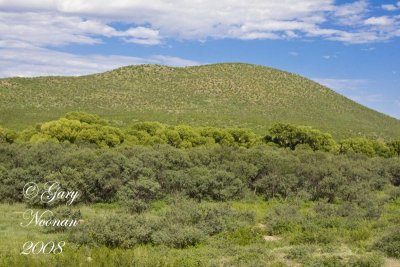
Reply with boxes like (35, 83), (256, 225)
(1, 195), (399, 267)
(1, 63), (400, 139)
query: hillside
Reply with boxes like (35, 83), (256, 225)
(0, 63), (399, 138)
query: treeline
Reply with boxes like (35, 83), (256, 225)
(1, 112), (400, 157)
(0, 142), (399, 209)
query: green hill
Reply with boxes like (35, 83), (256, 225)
(0, 63), (399, 138)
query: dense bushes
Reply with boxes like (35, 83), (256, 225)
(69, 197), (254, 248)
(265, 123), (336, 152)
(0, 142), (398, 208)
(374, 229), (400, 259)
(32, 118), (125, 148)
(1, 112), (399, 157)
(263, 199), (387, 247)
(339, 138), (393, 158)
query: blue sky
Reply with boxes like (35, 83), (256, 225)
(0, 0), (399, 118)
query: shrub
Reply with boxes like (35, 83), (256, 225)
(42, 206), (82, 233)
(341, 138), (372, 156)
(264, 204), (302, 235)
(118, 176), (161, 213)
(286, 245), (315, 261)
(0, 126), (17, 144)
(373, 229), (400, 259)
(388, 139), (400, 157)
(70, 198), (254, 249)
(347, 253), (384, 267)
(266, 123), (336, 152)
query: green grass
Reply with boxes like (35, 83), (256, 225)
(1, 63), (399, 139)
(1, 196), (399, 267)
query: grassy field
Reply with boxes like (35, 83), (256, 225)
(1, 63), (400, 139)
(1, 196), (399, 267)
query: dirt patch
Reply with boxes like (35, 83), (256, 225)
(263, 235), (282, 241)
(385, 258), (400, 267)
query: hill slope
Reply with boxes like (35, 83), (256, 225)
(0, 63), (399, 138)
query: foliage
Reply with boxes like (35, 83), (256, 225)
(339, 138), (394, 158)
(69, 198), (254, 249)
(266, 123), (337, 152)
(0, 142), (399, 207)
(0, 126), (16, 144)
(2, 63), (400, 140)
(374, 229), (400, 259)
(1, 112), (399, 159)
(388, 139), (400, 157)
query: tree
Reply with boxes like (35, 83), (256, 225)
(64, 112), (108, 125)
(37, 118), (124, 147)
(200, 127), (235, 146)
(227, 128), (259, 148)
(266, 123), (336, 152)
(339, 138), (376, 157)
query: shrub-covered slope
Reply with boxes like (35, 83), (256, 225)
(1, 63), (399, 138)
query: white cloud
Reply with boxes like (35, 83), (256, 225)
(0, 12), (161, 47)
(382, 4), (397, 11)
(382, 1), (400, 11)
(289, 51), (299, 56)
(365, 16), (395, 26)
(0, 46), (201, 77)
(332, 0), (368, 26)
(0, 0), (399, 45)
(313, 78), (368, 91)
(0, 0), (400, 78)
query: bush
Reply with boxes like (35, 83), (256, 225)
(42, 206), (82, 233)
(0, 126), (17, 144)
(118, 176), (161, 213)
(264, 204), (302, 235)
(266, 123), (336, 152)
(70, 197), (254, 248)
(286, 245), (315, 261)
(347, 253), (384, 267)
(373, 229), (400, 259)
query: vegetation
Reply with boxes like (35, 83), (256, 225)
(1, 112), (399, 159)
(1, 60), (400, 266)
(0, 137), (399, 265)
(1, 63), (400, 139)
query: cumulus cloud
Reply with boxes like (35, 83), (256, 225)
(0, 12), (161, 47)
(0, 46), (201, 77)
(1, 0), (400, 78)
(0, 0), (399, 45)
(332, 0), (369, 26)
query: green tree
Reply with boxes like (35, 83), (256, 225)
(64, 112), (108, 125)
(0, 127), (17, 144)
(388, 139), (400, 157)
(266, 123), (336, 152)
(339, 138), (376, 157)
